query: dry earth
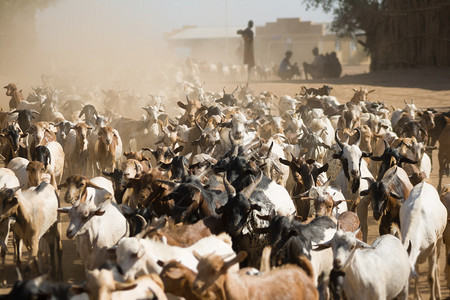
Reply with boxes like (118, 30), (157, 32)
(0, 65), (450, 299)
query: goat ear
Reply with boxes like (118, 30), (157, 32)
(159, 162), (172, 170)
(279, 158), (290, 166)
(177, 101), (187, 109)
(156, 260), (165, 267)
(164, 268), (185, 279)
(215, 205), (227, 215)
(70, 285), (86, 295)
(355, 240), (372, 249)
(86, 180), (103, 190)
(362, 152), (372, 158)
(192, 250), (203, 261)
(332, 153), (341, 159)
(58, 181), (68, 189)
(319, 163), (329, 173)
(114, 282), (138, 292)
(400, 156), (417, 165)
(173, 145), (184, 154)
(251, 203), (262, 212)
(389, 191), (402, 200)
(288, 228), (299, 237)
(360, 189), (369, 196)
(57, 207), (71, 214)
(94, 207), (106, 216)
(220, 122), (233, 128)
(107, 246), (117, 255)
(224, 251), (247, 270)
(253, 227), (270, 235)
(333, 200), (345, 207)
(312, 242), (332, 251)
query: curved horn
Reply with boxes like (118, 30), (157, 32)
(155, 179), (178, 187)
(335, 129), (344, 149)
(354, 128), (361, 146)
(266, 141), (274, 159)
(256, 213), (273, 221)
(136, 214), (147, 229)
(232, 85), (239, 94)
(223, 173), (236, 197)
(228, 130), (236, 147)
(362, 177), (375, 186)
(195, 117), (205, 135)
(383, 139), (389, 150)
(241, 172), (263, 199)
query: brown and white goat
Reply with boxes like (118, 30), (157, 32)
(90, 126), (122, 176)
(192, 251), (318, 300)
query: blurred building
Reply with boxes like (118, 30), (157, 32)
(164, 18), (368, 66)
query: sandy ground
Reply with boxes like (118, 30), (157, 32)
(0, 65), (450, 299)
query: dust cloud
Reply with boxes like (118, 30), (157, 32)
(0, 0), (200, 114)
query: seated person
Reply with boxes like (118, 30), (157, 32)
(278, 51), (300, 80)
(323, 51), (342, 78)
(303, 47), (325, 80)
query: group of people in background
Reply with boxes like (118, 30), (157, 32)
(302, 47), (342, 80)
(279, 47), (342, 81)
(238, 20), (342, 81)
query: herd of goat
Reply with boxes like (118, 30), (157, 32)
(0, 80), (448, 299)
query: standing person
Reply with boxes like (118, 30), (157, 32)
(237, 20), (255, 80)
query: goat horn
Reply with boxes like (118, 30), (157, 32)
(335, 129), (344, 149)
(223, 173), (236, 197)
(241, 171), (263, 199)
(232, 85), (238, 94)
(383, 139), (389, 150)
(266, 141), (274, 159)
(354, 128), (361, 146)
(195, 117), (205, 134)
(136, 214), (147, 229)
(228, 130), (237, 147)
(156, 179), (178, 187)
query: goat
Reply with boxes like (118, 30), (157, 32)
(64, 122), (91, 175)
(440, 185), (450, 289)
(359, 166), (413, 241)
(438, 117), (450, 192)
(72, 268), (167, 300)
(400, 181), (447, 299)
(315, 230), (410, 300)
(0, 182), (62, 279)
(58, 198), (129, 270)
(59, 174), (114, 205)
(192, 250), (318, 300)
(114, 233), (237, 281)
(90, 126), (122, 176)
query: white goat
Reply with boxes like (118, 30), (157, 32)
(58, 198), (129, 270)
(400, 181), (447, 300)
(114, 233), (237, 281)
(316, 230), (410, 300)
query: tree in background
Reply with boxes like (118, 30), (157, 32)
(303, 0), (450, 71)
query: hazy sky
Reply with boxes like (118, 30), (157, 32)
(29, 0), (334, 88)
(36, 0), (333, 44)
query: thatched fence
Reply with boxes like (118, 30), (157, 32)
(370, 0), (450, 71)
